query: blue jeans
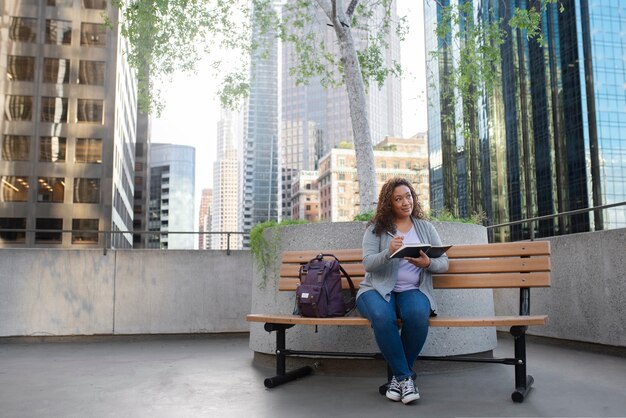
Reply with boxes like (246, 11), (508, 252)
(357, 289), (431, 381)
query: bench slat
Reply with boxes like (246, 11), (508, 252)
(279, 271), (551, 291)
(433, 272), (551, 288)
(280, 263), (365, 278)
(446, 257), (550, 274)
(246, 314), (547, 327)
(446, 241), (550, 258)
(281, 249), (363, 263)
(280, 257), (551, 279)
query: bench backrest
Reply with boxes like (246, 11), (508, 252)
(278, 241), (551, 291)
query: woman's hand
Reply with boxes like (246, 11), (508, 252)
(404, 250), (431, 268)
(388, 235), (404, 254)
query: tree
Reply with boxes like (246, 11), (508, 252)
(114, 0), (404, 214)
(113, 0), (556, 215)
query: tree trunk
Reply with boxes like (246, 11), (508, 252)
(316, 0), (378, 214)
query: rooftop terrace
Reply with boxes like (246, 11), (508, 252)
(1, 333), (625, 417)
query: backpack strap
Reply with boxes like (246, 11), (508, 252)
(318, 253), (357, 315)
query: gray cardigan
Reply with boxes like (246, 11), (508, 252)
(357, 217), (449, 314)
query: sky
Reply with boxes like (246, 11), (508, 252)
(149, 2), (427, 226)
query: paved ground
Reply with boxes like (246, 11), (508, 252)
(1, 333), (625, 418)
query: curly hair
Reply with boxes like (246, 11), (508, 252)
(371, 177), (424, 236)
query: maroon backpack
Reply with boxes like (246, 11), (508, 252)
(296, 253), (356, 318)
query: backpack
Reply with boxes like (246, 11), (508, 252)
(296, 253), (357, 318)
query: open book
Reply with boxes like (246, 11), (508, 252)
(389, 244), (452, 259)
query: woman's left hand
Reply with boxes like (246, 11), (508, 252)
(404, 250), (431, 268)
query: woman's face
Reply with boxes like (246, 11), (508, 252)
(391, 185), (413, 220)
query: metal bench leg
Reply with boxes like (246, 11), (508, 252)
(510, 325), (534, 402)
(263, 323), (313, 388)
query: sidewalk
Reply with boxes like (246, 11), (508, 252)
(1, 333), (625, 417)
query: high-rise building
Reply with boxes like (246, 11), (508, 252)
(318, 135), (429, 222)
(148, 144), (195, 249)
(198, 188), (212, 250)
(211, 109), (242, 250)
(132, 108), (151, 248)
(291, 170), (319, 222)
(280, 3), (403, 219)
(0, 0), (137, 248)
(424, 0), (626, 241)
(241, 3), (279, 246)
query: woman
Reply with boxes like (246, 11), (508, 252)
(357, 177), (449, 404)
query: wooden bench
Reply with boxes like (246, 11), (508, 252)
(247, 241), (551, 403)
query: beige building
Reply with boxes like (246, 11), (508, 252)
(198, 188), (212, 250)
(211, 109), (241, 250)
(318, 134), (429, 222)
(290, 170), (319, 222)
(0, 0), (138, 248)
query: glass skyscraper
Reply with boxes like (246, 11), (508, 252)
(241, 4), (279, 246)
(425, 0), (626, 241)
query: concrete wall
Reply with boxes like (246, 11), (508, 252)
(1, 227), (624, 349)
(494, 228), (626, 347)
(0, 249), (252, 337)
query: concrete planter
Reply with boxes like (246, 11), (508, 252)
(248, 221), (496, 357)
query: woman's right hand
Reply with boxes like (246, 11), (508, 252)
(388, 235), (404, 254)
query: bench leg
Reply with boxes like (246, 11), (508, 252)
(263, 323), (313, 388)
(510, 325), (534, 402)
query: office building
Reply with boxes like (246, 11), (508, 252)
(241, 3), (279, 246)
(132, 108), (150, 248)
(148, 143), (195, 249)
(198, 188), (212, 249)
(0, 0), (137, 248)
(290, 170), (319, 222)
(211, 109), (241, 250)
(424, 0), (626, 240)
(318, 135), (429, 222)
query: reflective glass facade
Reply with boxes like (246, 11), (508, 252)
(241, 5), (279, 247)
(0, 1), (138, 248)
(424, 0), (626, 241)
(148, 144), (195, 250)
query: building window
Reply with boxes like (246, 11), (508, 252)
(1, 176), (29, 202)
(80, 23), (107, 47)
(41, 97), (69, 123)
(78, 60), (105, 85)
(76, 99), (104, 123)
(7, 56), (35, 81)
(40, 137), (66, 162)
(74, 178), (100, 203)
(75, 138), (102, 163)
(338, 173), (345, 180)
(4, 95), (33, 121)
(48, 0), (73, 5)
(35, 218), (63, 243)
(43, 58), (70, 84)
(0, 218), (26, 243)
(2, 135), (30, 161)
(37, 177), (65, 202)
(46, 20), (72, 45)
(9, 17), (37, 43)
(82, 0), (107, 9)
(72, 219), (99, 244)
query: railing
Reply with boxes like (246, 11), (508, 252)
(0, 229), (247, 255)
(486, 201), (626, 242)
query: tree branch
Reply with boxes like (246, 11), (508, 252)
(314, 0), (333, 17)
(345, 0), (359, 18)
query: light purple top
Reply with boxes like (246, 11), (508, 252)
(393, 226), (423, 292)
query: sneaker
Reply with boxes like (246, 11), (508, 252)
(385, 376), (402, 401)
(400, 377), (420, 404)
